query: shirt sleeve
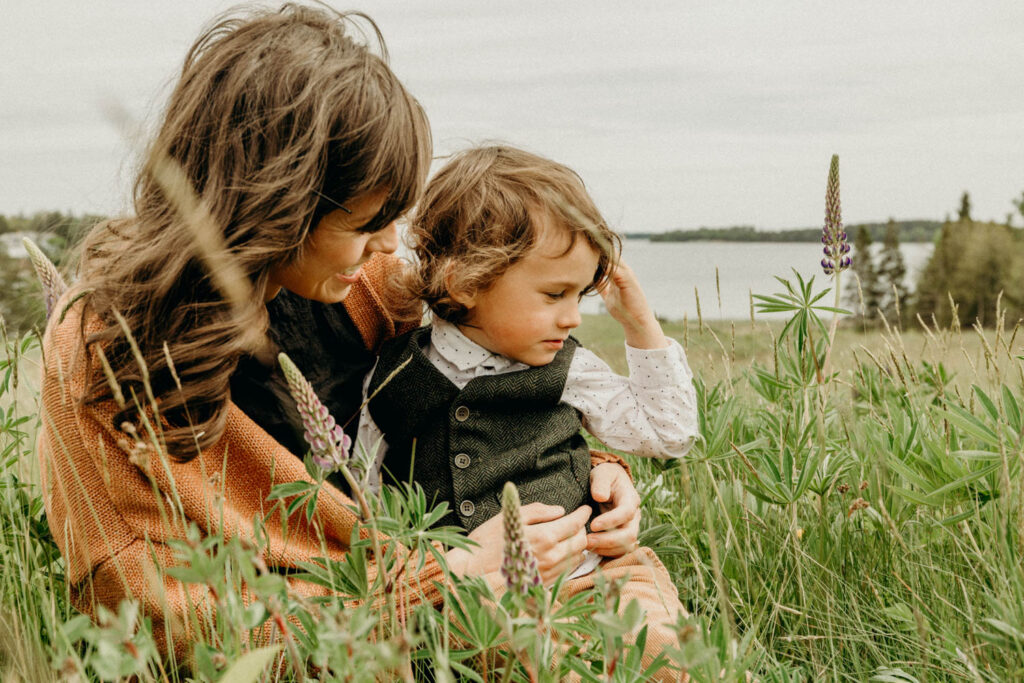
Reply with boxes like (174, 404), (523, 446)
(357, 362), (390, 492)
(562, 339), (698, 459)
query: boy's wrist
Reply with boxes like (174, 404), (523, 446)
(622, 315), (667, 349)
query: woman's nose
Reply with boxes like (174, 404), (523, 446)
(368, 221), (399, 255)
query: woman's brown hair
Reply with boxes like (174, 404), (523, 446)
(402, 145), (620, 324)
(74, 3), (431, 460)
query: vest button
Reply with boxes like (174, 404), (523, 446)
(454, 453), (471, 469)
(454, 405), (471, 422)
(459, 499), (475, 516)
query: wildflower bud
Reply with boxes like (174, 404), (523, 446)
(860, 480), (869, 491)
(500, 482), (542, 595)
(278, 353), (351, 472)
(820, 155), (852, 276)
(837, 483), (851, 495)
(22, 237), (68, 320)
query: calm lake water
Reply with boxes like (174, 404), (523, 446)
(578, 240), (934, 321)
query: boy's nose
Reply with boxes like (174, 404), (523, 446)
(559, 303), (581, 329)
(368, 221), (399, 255)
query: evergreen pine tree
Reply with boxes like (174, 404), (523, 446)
(958, 191), (972, 222)
(846, 225), (882, 324)
(877, 218), (908, 324)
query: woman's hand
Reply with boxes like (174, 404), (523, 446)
(587, 462), (642, 557)
(447, 503), (591, 585)
(598, 262), (667, 350)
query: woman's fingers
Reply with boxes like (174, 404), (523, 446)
(587, 510), (641, 557)
(589, 463), (641, 532)
(521, 504), (591, 580)
(590, 500), (635, 533)
(519, 502), (568, 526)
(521, 504), (589, 545)
(537, 525), (589, 584)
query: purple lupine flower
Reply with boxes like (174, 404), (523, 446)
(821, 155), (852, 276)
(22, 238), (68, 320)
(278, 353), (351, 472)
(500, 481), (542, 595)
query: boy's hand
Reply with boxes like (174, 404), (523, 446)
(598, 262), (667, 349)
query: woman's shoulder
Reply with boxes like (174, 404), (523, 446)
(41, 289), (100, 387)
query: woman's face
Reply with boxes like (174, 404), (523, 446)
(267, 188), (399, 303)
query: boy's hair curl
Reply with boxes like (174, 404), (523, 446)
(75, 3), (431, 460)
(402, 145), (621, 324)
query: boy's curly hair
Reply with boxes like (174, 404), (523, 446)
(401, 145), (621, 324)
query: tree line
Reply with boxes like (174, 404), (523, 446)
(851, 191), (1024, 329)
(2, 191), (1023, 335)
(644, 220), (942, 243)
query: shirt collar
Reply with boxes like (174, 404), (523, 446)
(430, 317), (521, 373)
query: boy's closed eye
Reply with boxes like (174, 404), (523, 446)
(544, 289), (589, 302)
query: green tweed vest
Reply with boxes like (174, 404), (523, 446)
(367, 326), (593, 532)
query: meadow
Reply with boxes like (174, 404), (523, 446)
(3, 260), (1024, 681)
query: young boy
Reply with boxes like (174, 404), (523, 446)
(357, 145), (698, 577)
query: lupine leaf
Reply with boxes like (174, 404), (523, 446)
(218, 645), (281, 683)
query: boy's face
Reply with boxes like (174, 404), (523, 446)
(456, 222), (600, 366)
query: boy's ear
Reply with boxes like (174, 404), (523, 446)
(444, 264), (477, 310)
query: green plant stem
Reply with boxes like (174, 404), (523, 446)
(327, 463), (395, 634)
(821, 270), (843, 383)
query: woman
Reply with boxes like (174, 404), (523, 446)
(38, 2), (665, 666)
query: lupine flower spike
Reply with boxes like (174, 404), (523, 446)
(278, 352), (351, 472)
(501, 482), (543, 595)
(22, 238), (68, 320)
(820, 154), (852, 276)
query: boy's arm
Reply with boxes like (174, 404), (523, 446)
(598, 261), (668, 351)
(571, 260), (698, 459)
(565, 343), (698, 459)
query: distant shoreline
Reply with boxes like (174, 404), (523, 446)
(626, 220), (942, 243)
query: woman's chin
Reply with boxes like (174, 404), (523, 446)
(318, 282), (354, 303)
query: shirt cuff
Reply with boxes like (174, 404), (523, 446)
(623, 337), (692, 390)
(589, 449), (632, 482)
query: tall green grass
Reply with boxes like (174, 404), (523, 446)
(3, 271), (1024, 680)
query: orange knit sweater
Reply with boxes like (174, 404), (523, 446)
(38, 252), (628, 660)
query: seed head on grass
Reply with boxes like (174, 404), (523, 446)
(278, 352), (351, 472)
(22, 238), (67, 320)
(501, 482), (542, 595)
(821, 154), (852, 276)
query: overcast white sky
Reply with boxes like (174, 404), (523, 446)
(2, 1), (1022, 231)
